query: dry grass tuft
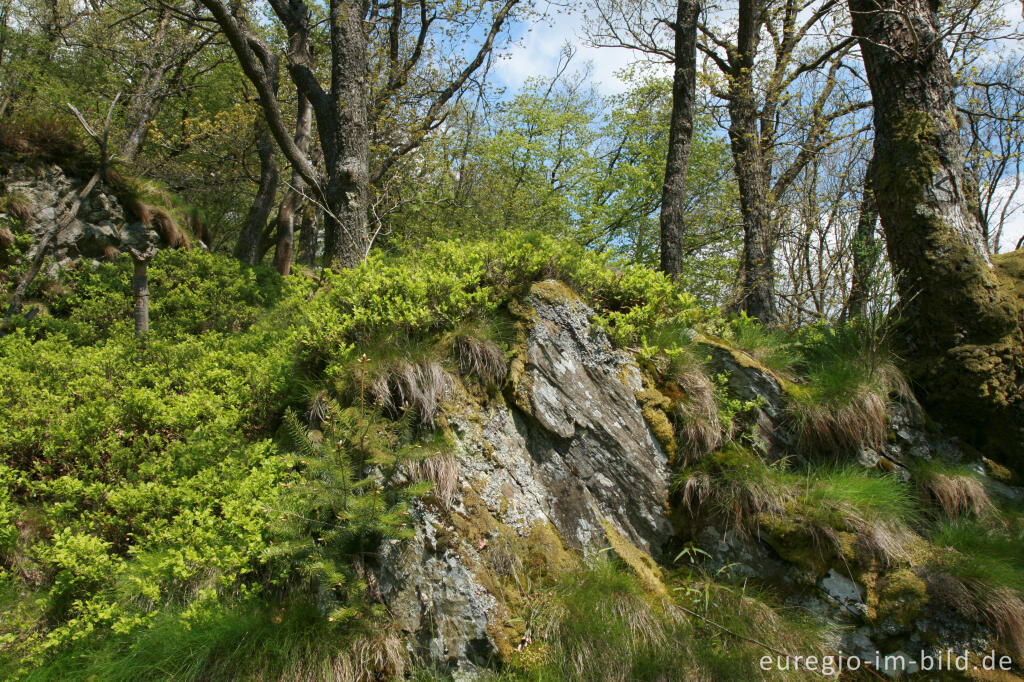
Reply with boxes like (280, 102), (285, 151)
(0, 115), (84, 163)
(917, 469), (994, 518)
(0, 224), (13, 251)
(405, 453), (459, 508)
(368, 360), (455, 425)
(185, 210), (212, 246)
(676, 446), (791, 533)
(102, 245), (120, 261)
(314, 631), (407, 682)
(669, 357), (725, 464)
(453, 333), (507, 386)
(928, 573), (1024, 659)
(150, 206), (191, 249)
(5, 192), (32, 223)
(789, 363), (909, 455)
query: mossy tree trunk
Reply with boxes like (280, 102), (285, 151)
(846, 161), (879, 319)
(849, 0), (1024, 465)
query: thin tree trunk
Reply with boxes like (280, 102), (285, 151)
(273, 93), (313, 275)
(235, 114), (280, 265)
(659, 0), (699, 280)
(849, 0), (1024, 465)
(132, 257), (150, 338)
(846, 163), (879, 319)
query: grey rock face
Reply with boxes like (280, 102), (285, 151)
(377, 282), (673, 672)
(1, 161), (174, 265)
(508, 285), (673, 554)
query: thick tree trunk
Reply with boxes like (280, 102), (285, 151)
(850, 0), (1024, 465)
(320, 0), (371, 269)
(235, 115), (280, 265)
(728, 0), (778, 324)
(273, 93), (313, 275)
(298, 208), (318, 266)
(846, 163), (879, 319)
(659, 0), (699, 281)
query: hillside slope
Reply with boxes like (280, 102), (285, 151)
(2, 237), (1024, 680)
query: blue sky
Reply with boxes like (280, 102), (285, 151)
(489, 3), (1024, 252)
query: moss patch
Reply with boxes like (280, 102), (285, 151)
(635, 385), (678, 462)
(874, 568), (929, 626)
(529, 280), (583, 306)
(600, 519), (668, 596)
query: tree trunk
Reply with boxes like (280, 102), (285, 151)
(273, 93), (313, 276)
(235, 114), (280, 265)
(728, 0), (777, 324)
(298, 208), (318, 266)
(849, 0), (1024, 465)
(320, 0), (371, 269)
(846, 163), (879, 319)
(132, 257), (150, 338)
(659, 0), (699, 281)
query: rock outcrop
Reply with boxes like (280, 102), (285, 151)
(377, 281), (1024, 677)
(1, 161), (180, 268)
(378, 282), (672, 671)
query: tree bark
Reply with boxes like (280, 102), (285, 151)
(728, 0), (777, 324)
(319, 0), (371, 269)
(846, 162), (879, 319)
(234, 113), (280, 265)
(132, 257), (150, 338)
(659, 0), (699, 281)
(298, 207), (318, 266)
(849, 0), (1024, 465)
(273, 93), (313, 275)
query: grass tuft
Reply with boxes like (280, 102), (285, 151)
(911, 460), (994, 518)
(664, 346), (725, 463)
(453, 333), (507, 387)
(787, 323), (909, 455)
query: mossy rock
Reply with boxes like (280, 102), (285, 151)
(757, 513), (847, 578)
(875, 568), (929, 626)
(635, 384), (678, 462)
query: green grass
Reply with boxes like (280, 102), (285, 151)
(724, 314), (800, 373)
(931, 516), (1024, 593)
(494, 558), (830, 681)
(785, 322), (907, 454)
(19, 599), (402, 682)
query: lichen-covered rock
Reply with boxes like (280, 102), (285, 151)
(377, 281), (672, 672)
(1, 161), (165, 266)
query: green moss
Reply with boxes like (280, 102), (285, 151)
(529, 279), (582, 306)
(875, 569), (929, 625)
(635, 385), (678, 462)
(599, 519), (668, 596)
(757, 513), (839, 577)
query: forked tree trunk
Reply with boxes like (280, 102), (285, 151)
(235, 114), (280, 265)
(849, 0), (1024, 465)
(659, 0), (699, 281)
(273, 93), (313, 276)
